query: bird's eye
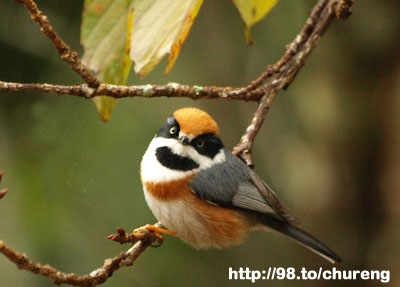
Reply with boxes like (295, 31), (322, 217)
(169, 126), (177, 135)
(196, 140), (205, 148)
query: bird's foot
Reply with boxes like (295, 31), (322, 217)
(141, 224), (176, 247)
(107, 224), (176, 247)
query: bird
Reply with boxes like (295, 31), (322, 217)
(140, 107), (341, 263)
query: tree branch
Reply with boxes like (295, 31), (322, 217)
(0, 224), (164, 287)
(336, 0), (354, 19)
(0, 171), (8, 199)
(15, 0), (100, 88)
(233, 0), (344, 166)
(0, 81), (263, 101)
(5, 0), (354, 166)
(0, 171), (161, 286)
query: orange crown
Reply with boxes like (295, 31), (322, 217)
(173, 107), (219, 137)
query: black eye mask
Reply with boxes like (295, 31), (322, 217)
(190, 133), (224, 159)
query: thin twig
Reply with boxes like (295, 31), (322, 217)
(0, 171), (160, 286)
(0, 188), (7, 199)
(0, 223), (163, 287)
(15, 0), (100, 88)
(233, 0), (345, 166)
(0, 171), (7, 199)
(336, 0), (354, 19)
(233, 93), (277, 168)
(0, 81), (263, 101)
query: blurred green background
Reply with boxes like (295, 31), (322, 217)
(1, 1), (399, 286)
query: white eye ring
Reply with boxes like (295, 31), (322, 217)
(169, 126), (177, 135)
(196, 140), (205, 148)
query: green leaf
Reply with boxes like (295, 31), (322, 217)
(232, 0), (278, 45)
(81, 0), (132, 122)
(130, 0), (203, 78)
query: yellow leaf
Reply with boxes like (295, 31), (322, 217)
(232, 0), (278, 45)
(92, 96), (117, 122)
(81, 0), (132, 122)
(130, 0), (203, 78)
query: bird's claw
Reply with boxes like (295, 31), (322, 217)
(107, 224), (175, 246)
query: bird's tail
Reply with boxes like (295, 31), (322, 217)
(258, 215), (342, 263)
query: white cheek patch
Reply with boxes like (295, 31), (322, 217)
(168, 139), (226, 170)
(140, 137), (197, 183)
(200, 148), (226, 169)
(140, 136), (226, 183)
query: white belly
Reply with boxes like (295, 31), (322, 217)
(144, 187), (214, 249)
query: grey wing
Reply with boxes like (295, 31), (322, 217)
(189, 149), (299, 225)
(248, 173), (299, 225)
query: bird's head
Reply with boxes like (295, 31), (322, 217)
(141, 107), (226, 182)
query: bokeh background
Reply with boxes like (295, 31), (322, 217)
(1, 1), (399, 286)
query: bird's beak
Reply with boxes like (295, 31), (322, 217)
(179, 136), (190, 145)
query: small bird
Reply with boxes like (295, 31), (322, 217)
(140, 107), (341, 263)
